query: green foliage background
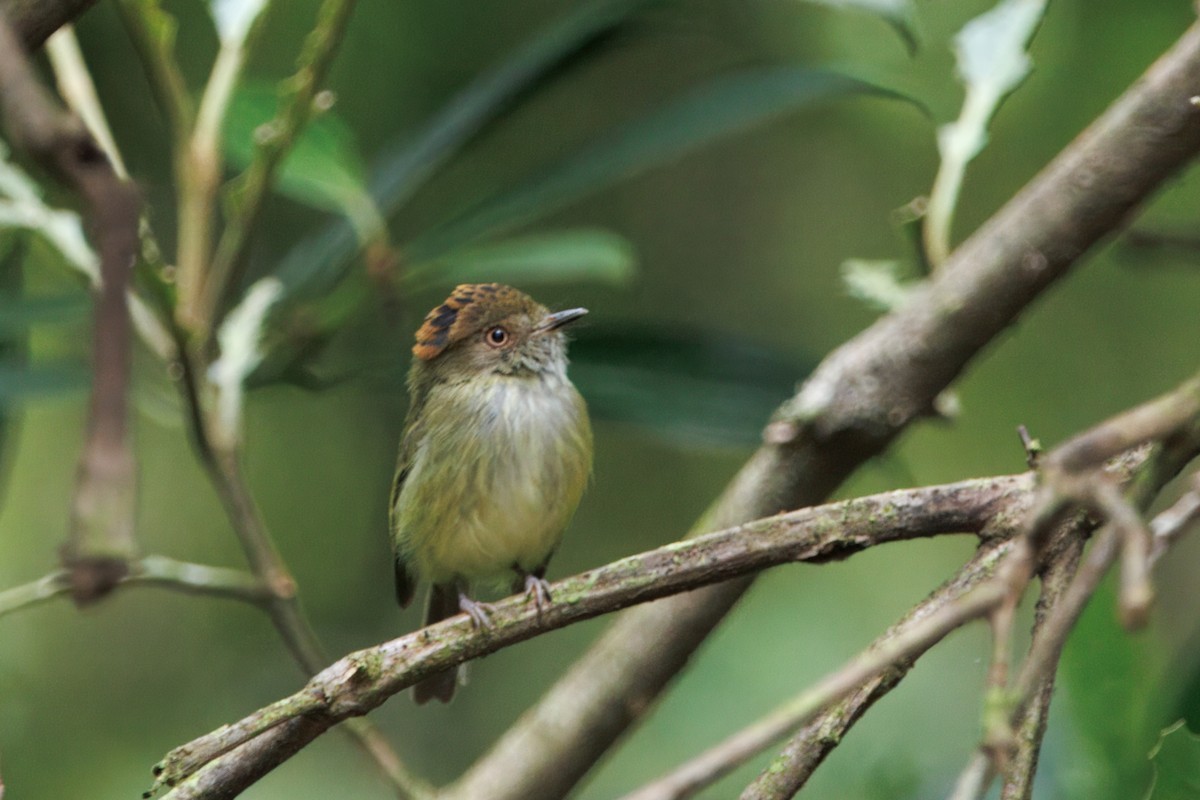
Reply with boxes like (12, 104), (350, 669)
(1, 0), (1200, 797)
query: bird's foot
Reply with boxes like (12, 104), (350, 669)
(458, 593), (495, 630)
(523, 573), (554, 616)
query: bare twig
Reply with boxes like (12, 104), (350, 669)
(0, 555), (272, 617)
(148, 475), (1032, 798)
(444, 21), (1200, 800)
(0, 8), (141, 603)
(626, 543), (1011, 800)
(997, 531), (1084, 800)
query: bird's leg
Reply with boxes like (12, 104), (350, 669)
(513, 563), (553, 616)
(456, 581), (495, 630)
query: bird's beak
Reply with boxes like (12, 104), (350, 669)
(536, 307), (588, 333)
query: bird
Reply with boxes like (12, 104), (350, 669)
(390, 282), (593, 703)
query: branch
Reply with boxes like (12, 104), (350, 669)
(446, 18), (1200, 800)
(0, 555), (272, 618)
(1, 0), (98, 50)
(0, 8), (141, 603)
(997, 532), (1083, 800)
(149, 475), (1032, 798)
(629, 542), (1012, 800)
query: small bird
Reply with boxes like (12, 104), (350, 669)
(390, 283), (593, 704)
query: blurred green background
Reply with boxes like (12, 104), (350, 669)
(2, 0), (1200, 797)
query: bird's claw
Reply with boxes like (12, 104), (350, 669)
(458, 594), (495, 630)
(524, 574), (554, 616)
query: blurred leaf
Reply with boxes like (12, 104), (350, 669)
(375, 0), (659, 211)
(208, 0), (268, 45)
(568, 324), (807, 447)
(0, 363), (90, 403)
(925, 0), (1047, 265)
(223, 82), (382, 237)
(1145, 721), (1200, 800)
(1062, 579), (1164, 800)
(402, 229), (637, 291)
(0, 234), (25, 507)
(841, 259), (912, 311)
(209, 277), (285, 447)
(271, 0), (654, 302)
(801, 0), (918, 52)
(0, 291), (89, 334)
(408, 68), (901, 263)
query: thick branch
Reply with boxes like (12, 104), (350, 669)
(448, 19), (1200, 800)
(150, 475), (1032, 798)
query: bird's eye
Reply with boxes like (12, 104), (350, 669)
(485, 326), (509, 347)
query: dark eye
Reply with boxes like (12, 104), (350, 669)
(485, 326), (509, 347)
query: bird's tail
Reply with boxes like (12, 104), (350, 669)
(412, 583), (461, 704)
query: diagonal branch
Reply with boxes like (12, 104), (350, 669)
(446, 18), (1200, 800)
(149, 474), (1033, 798)
(1, 0), (98, 50)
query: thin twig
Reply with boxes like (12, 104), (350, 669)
(195, 0), (357, 335)
(997, 531), (1084, 800)
(0, 555), (272, 618)
(624, 543), (1011, 800)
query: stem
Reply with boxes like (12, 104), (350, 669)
(196, 0), (357, 336)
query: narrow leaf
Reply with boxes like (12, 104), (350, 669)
(223, 82), (382, 238)
(0, 291), (89, 333)
(1145, 721), (1200, 800)
(841, 258), (912, 311)
(408, 69), (895, 263)
(402, 229), (637, 291)
(209, 0), (268, 45)
(271, 0), (654, 302)
(924, 0), (1047, 265)
(568, 325), (807, 447)
(209, 277), (284, 447)
(801, 0), (918, 51)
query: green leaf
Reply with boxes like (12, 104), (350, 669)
(0, 362), (90, 404)
(223, 82), (381, 237)
(801, 0), (918, 52)
(1145, 721), (1200, 800)
(402, 229), (637, 291)
(1061, 578), (1164, 800)
(0, 291), (89, 334)
(408, 68), (900, 263)
(375, 0), (659, 211)
(840, 259), (912, 311)
(925, 0), (1047, 264)
(568, 325), (808, 448)
(271, 0), (654, 302)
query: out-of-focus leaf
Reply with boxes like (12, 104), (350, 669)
(568, 324), (807, 448)
(1145, 721), (1200, 800)
(402, 229), (637, 291)
(408, 69), (900, 263)
(209, 277), (285, 447)
(0, 363), (90, 403)
(1062, 579), (1163, 800)
(376, 0), (658, 211)
(208, 0), (268, 45)
(925, 0), (1047, 265)
(0, 235), (26, 506)
(271, 0), (654, 302)
(0, 291), (89, 334)
(801, 0), (918, 52)
(223, 82), (382, 238)
(841, 258), (912, 311)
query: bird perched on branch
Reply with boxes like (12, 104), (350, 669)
(390, 283), (593, 704)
